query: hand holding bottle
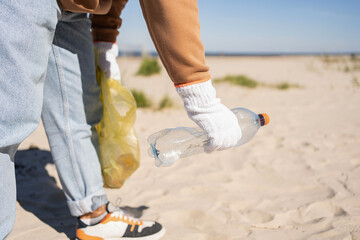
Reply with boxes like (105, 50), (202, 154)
(176, 79), (242, 152)
(148, 107), (269, 167)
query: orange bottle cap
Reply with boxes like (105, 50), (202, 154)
(260, 113), (270, 125)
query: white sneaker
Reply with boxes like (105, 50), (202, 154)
(76, 211), (165, 240)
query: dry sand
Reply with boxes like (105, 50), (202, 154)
(10, 56), (360, 240)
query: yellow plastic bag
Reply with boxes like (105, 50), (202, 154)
(95, 69), (140, 188)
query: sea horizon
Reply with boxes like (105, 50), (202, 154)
(118, 50), (360, 57)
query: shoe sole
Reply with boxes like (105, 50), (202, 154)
(76, 227), (166, 240)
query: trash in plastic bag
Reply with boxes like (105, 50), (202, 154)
(95, 69), (140, 188)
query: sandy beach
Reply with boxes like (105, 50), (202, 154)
(10, 55), (360, 240)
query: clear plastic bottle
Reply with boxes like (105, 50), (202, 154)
(147, 108), (269, 167)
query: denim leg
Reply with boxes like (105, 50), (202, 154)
(58, 12), (103, 156)
(41, 15), (107, 217)
(0, 1), (60, 238)
(0, 145), (17, 239)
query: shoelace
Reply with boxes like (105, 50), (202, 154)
(110, 211), (143, 231)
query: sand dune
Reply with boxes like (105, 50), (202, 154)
(11, 56), (360, 240)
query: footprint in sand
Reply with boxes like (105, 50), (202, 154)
(299, 201), (345, 223)
(242, 210), (274, 224)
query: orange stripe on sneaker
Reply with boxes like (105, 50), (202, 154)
(174, 76), (211, 88)
(76, 229), (104, 240)
(130, 224), (136, 232)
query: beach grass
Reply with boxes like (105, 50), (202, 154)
(272, 82), (302, 90)
(131, 89), (152, 108)
(350, 54), (359, 62)
(158, 95), (174, 110)
(320, 54), (360, 73)
(215, 74), (302, 90)
(214, 75), (258, 88)
(352, 76), (360, 87)
(321, 54), (343, 64)
(136, 58), (161, 76)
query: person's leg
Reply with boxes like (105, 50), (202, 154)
(41, 13), (107, 217)
(0, 146), (18, 239)
(0, 1), (60, 238)
(41, 13), (165, 240)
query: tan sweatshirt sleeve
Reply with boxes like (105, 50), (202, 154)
(139, 0), (210, 86)
(91, 0), (128, 43)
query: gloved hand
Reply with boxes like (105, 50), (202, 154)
(94, 42), (121, 81)
(176, 79), (242, 153)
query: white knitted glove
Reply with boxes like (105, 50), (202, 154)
(176, 79), (242, 153)
(94, 42), (121, 81)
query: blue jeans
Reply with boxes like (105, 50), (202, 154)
(43, 13), (107, 216)
(0, 2), (107, 239)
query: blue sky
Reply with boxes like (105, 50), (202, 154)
(116, 0), (360, 53)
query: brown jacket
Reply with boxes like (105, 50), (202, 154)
(58, 0), (210, 86)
